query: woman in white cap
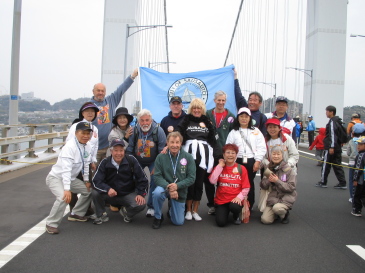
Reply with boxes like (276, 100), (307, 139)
(226, 107), (266, 210)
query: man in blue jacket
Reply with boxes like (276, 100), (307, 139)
(90, 68), (139, 164)
(126, 109), (167, 217)
(306, 115), (316, 146)
(92, 139), (148, 224)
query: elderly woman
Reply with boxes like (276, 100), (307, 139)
(226, 107), (266, 210)
(106, 107), (133, 157)
(209, 144), (250, 227)
(177, 98), (217, 221)
(263, 118), (299, 173)
(260, 146), (297, 224)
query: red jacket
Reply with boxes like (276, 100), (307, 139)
(309, 128), (325, 150)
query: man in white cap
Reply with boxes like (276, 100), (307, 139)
(306, 115), (316, 146)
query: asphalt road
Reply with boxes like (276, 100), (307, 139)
(0, 149), (364, 273)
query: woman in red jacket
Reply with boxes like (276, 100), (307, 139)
(209, 144), (250, 227)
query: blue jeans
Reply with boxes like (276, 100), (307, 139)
(152, 186), (186, 225)
(349, 165), (354, 199)
(145, 162), (156, 209)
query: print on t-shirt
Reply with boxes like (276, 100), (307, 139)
(97, 105), (110, 124)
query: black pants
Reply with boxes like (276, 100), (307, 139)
(353, 184), (365, 213)
(308, 131), (315, 146)
(236, 157), (256, 209)
(321, 150), (346, 185)
(215, 202), (242, 227)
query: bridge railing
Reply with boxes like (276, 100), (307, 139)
(0, 123), (70, 165)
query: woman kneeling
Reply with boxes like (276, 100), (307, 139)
(209, 144), (250, 227)
(260, 146), (297, 224)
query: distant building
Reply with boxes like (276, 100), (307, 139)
(21, 92), (35, 101)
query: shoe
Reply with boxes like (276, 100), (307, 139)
(351, 211), (362, 217)
(192, 212), (202, 221)
(234, 217), (241, 225)
(349, 198), (353, 203)
(93, 212), (109, 225)
(315, 182), (327, 188)
(146, 208), (155, 217)
(281, 211), (290, 224)
(152, 215), (164, 229)
(334, 184), (347, 190)
(119, 207), (132, 223)
(208, 207), (216, 215)
(110, 205), (119, 212)
(68, 214), (88, 222)
(45, 225), (59, 234)
(185, 211), (192, 220)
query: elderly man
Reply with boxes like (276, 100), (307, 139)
(160, 96), (186, 136)
(234, 70), (267, 135)
(126, 109), (167, 217)
(92, 139), (148, 224)
(152, 132), (196, 229)
(266, 96), (297, 143)
(205, 90), (235, 215)
(45, 122), (93, 234)
(91, 68), (139, 164)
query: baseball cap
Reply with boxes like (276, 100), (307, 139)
(356, 136), (365, 144)
(237, 107), (251, 116)
(76, 122), (93, 131)
(308, 115), (313, 118)
(265, 118), (281, 127)
(353, 123), (365, 134)
(276, 96), (288, 103)
(352, 113), (360, 119)
(170, 96), (182, 104)
(110, 138), (125, 148)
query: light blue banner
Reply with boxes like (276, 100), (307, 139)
(140, 65), (236, 123)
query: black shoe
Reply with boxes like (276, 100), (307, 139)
(152, 214), (164, 229)
(281, 211), (290, 224)
(334, 184), (347, 190)
(315, 182), (327, 188)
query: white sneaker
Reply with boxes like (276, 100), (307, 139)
(192, 212), (202, 221)
(185, 211), (192, 220)
(349, 198), (353, 203)
(146, 208), (155, 217)
(208, 207), (216, 215)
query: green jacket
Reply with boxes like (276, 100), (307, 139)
(206, 108), (236, 151)
(154, 149), (196, 203)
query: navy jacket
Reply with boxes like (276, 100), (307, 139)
(92, 155), (148, 197)
(160, 110), (187, 136)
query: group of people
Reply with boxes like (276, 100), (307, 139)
(46, 67), (364, 234)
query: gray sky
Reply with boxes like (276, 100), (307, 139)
(0, 0), (364, 106)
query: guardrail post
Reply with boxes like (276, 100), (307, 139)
(46, 125), (56, 153)
(26, 125), (38, 158)
(62, 124), (68, 142)
(0, 126), (12, 165)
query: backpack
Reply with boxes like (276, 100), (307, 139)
(336, 120), (350, 144)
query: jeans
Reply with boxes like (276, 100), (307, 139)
(92, 190), (145, 218)
(145, 162), (156, 209)
(349, 165), (355, 199)
(308, 131), (315, 146)
(152, 186), (186, 225)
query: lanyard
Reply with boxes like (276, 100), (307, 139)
(168, 150), (180, 179)
(75, 138), (87, 174)
(214, 111), (224, 128)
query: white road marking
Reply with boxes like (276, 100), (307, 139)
(347, 245), (365, 260)
(299, 150), (348, 165)
(0, 207), (70, 269)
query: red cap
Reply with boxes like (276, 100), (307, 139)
(265, 118), (280, 127)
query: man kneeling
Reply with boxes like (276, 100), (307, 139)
(92, 139), (148, 224)
(152, 132), (196, 229)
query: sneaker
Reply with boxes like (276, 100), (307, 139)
(192, 212), (202, 221)
(208, 207), (216, 215)
(152, 215), (164, 229)
(119, 207), (132, 223)
(146, 208), (155, 217)
(349, 198), (353, 203)
(315, 182), (327, 188)
(334, 184), (347, 190)
(281, 211), (290, 224)
(45, 225), (59, 234)
(185, 211), (192, 220)
(234, 217), (241, 225)
(68, 214), (88, 222)
(351, 211), (362, 217)
(93, 212), (109, 225)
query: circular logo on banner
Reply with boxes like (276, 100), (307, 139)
(168, 77), (208, 109)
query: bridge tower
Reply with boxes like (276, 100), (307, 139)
(304, 0), (348, 127)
